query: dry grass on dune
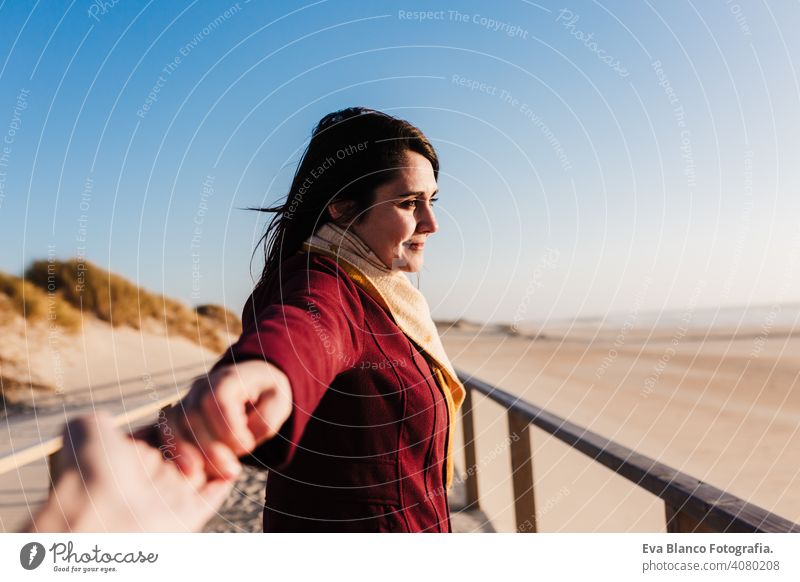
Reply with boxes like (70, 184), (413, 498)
(23, 259), (240, 353)
(1, 259), (243, 409)
(0, 271), (81, 331)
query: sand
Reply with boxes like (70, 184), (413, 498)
(441, 318), (800, 532)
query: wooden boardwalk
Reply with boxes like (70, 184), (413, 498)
(202, 465), (495, 533)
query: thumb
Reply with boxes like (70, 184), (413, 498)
(246, 388), (292, 444)
(54, 412), (120, 482)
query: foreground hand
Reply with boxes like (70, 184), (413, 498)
(161, 360), (293, 480)
(26, 412), (237, 532)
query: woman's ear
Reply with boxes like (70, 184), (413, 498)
(327, 199), (354, 223)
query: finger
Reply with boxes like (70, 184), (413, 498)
(168, 440), (206, 490)
(129, 438), (168, 472)
(183, 375), (211, 410)
(170, 405), (214, 475)
(178, 405), (240, 481)
(159, 406), (204, 478)
(247, 389), (291, 444)
(127, 425), (205, 491)
(158, 406), (186, 459)
(200, 374), (255, 455)
(171, 439), (206, 482)
(55, 411), (118, 481)
(202, 441), (242, 482)
(129, 424), (160, 448)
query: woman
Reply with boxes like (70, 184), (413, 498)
(164, 107), (465, 532)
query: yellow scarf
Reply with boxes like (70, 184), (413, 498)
(301, 222), (465, 490)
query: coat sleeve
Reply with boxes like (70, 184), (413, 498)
(211, 257), (365, 471)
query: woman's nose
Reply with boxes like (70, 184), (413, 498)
(417, 202), (438, 234)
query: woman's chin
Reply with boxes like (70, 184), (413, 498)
(403, 259), (424, 273)
(390, 253), (423, 272)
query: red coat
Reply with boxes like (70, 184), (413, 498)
(214, 252), (452, 532)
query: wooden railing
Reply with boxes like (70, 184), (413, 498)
(0, 395), (180, 478)
(3, 372), (798, 533)
(456, 371), (800, 533)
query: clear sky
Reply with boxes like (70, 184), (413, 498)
(1, 0), (798, 324)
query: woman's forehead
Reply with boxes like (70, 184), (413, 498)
(374, 157), (437, 199)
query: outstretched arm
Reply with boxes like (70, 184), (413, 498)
(162, 256), (365, 477)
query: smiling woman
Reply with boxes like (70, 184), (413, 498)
(159, 107), (465, 532)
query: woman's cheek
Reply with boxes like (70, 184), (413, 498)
(404, 215), (417, 237)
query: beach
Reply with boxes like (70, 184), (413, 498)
(441, 306), (800, 532)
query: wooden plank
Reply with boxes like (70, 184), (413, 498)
(0, 436), (64, 478)
(459, 372), (800, 534)
(508, 410), (536, 533)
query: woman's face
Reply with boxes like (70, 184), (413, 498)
(335, 150), (439, 272)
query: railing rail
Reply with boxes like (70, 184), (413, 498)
(457, 371), (800, 533)
(0, 395), (180, 478)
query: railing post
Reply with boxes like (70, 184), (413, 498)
(508, 410), (536, 532)
(461, 386), (480, 509)
(47, 451), (57, 490)
(665, 504), (715, 533)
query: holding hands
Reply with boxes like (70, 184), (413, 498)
(27, 411), (234, 532)
(160, 360), (293, 481)
(27, 360), (293, 532)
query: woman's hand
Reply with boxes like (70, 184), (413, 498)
(162, 360), (293, 480)
(27, 411), (236, 532)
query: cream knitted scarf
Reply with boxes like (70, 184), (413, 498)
(301, 222), (465, 491)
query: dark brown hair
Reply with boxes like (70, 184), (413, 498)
(252, 107), (439, 298)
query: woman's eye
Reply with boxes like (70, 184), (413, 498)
(399, 197), (438, 209)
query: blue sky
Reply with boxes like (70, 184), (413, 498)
(1, 0), (798, 323)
